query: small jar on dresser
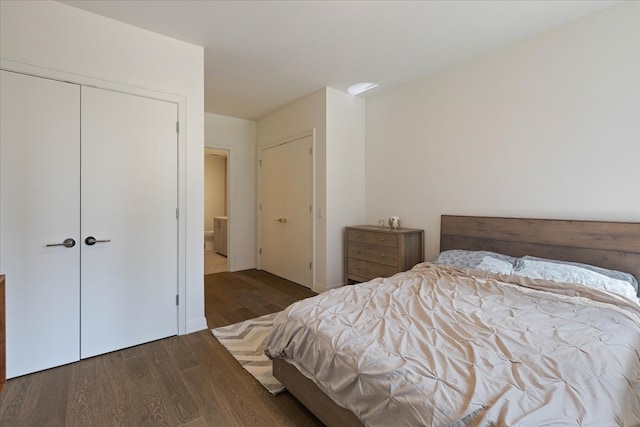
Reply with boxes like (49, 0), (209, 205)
(344, 226), (424, 284)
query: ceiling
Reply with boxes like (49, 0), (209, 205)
(61, 0), (617, 120)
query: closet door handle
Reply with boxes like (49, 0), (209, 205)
(273, 218), (288, 223)
(46, 238), (76, 248)
(85, 236), (111, 246)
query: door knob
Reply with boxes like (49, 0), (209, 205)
(85, 236), (112, 246)
(46, 238), (76, 248)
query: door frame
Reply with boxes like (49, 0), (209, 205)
(257, 130), (315, 289)
(0, 59), (189, 335)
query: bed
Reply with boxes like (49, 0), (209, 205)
(266, 215), (640, 426)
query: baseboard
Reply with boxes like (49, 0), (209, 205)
(313, 282), (344, 293)
(185, 316), (208, 334)
(228, 262), (256, 272)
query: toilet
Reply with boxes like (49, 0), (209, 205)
(204, 230), (215, 251)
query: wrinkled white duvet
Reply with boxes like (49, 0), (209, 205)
(265, 263), (640, 426)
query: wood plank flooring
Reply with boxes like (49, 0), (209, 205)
(0, 269), (322, 426)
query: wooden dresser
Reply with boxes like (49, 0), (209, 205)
(344, 226), (424, 284)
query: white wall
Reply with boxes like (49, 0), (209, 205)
(0, 0), (206, 333)
(326, 88), (366, 287)
(365, 1), (640, 262)
(205, 113), (257, 271)
(204, 155), (227, 231)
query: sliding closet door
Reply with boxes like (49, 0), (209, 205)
(0, 71), (81, 377)
(80, 87), (178, 358)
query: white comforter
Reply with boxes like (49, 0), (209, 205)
(265, 263), (640, 426)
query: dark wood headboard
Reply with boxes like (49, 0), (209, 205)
(440, 215), (640, 286)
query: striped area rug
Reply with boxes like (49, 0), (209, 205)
(211, 312), (285, 394)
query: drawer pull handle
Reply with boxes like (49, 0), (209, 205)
(356, 234), (360, 239)
(380, 255), (385, 258)
(380, 238), (385, 242)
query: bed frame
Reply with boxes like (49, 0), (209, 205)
(440, 215), (640, 288)
(274, 215), (640, 426)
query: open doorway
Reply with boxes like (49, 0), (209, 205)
(204, 148), (229, 275)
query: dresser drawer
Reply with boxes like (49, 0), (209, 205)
(347, 229), (397, 248)
(347, 258), (397, 281)
(347, 241), (398, 267)
(344, 225), (424, 285)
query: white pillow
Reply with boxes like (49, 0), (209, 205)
(476, 256), (513, 275)
(513, 259), (638, 302)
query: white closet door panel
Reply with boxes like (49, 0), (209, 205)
(80, 87), (177, 358)
(260, 144), (284, 277)
(281, 136), (312, 288)
(260, 136), (312, 288)
(0, 71), (81, 377)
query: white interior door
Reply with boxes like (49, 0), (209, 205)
(0, 70), (81, 378)
(80, 87), (178, 358)
(261, 136), (313, 288)
(261, 145), (284, 277)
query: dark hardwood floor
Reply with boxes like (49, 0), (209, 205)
(0, 269), (322, 426)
